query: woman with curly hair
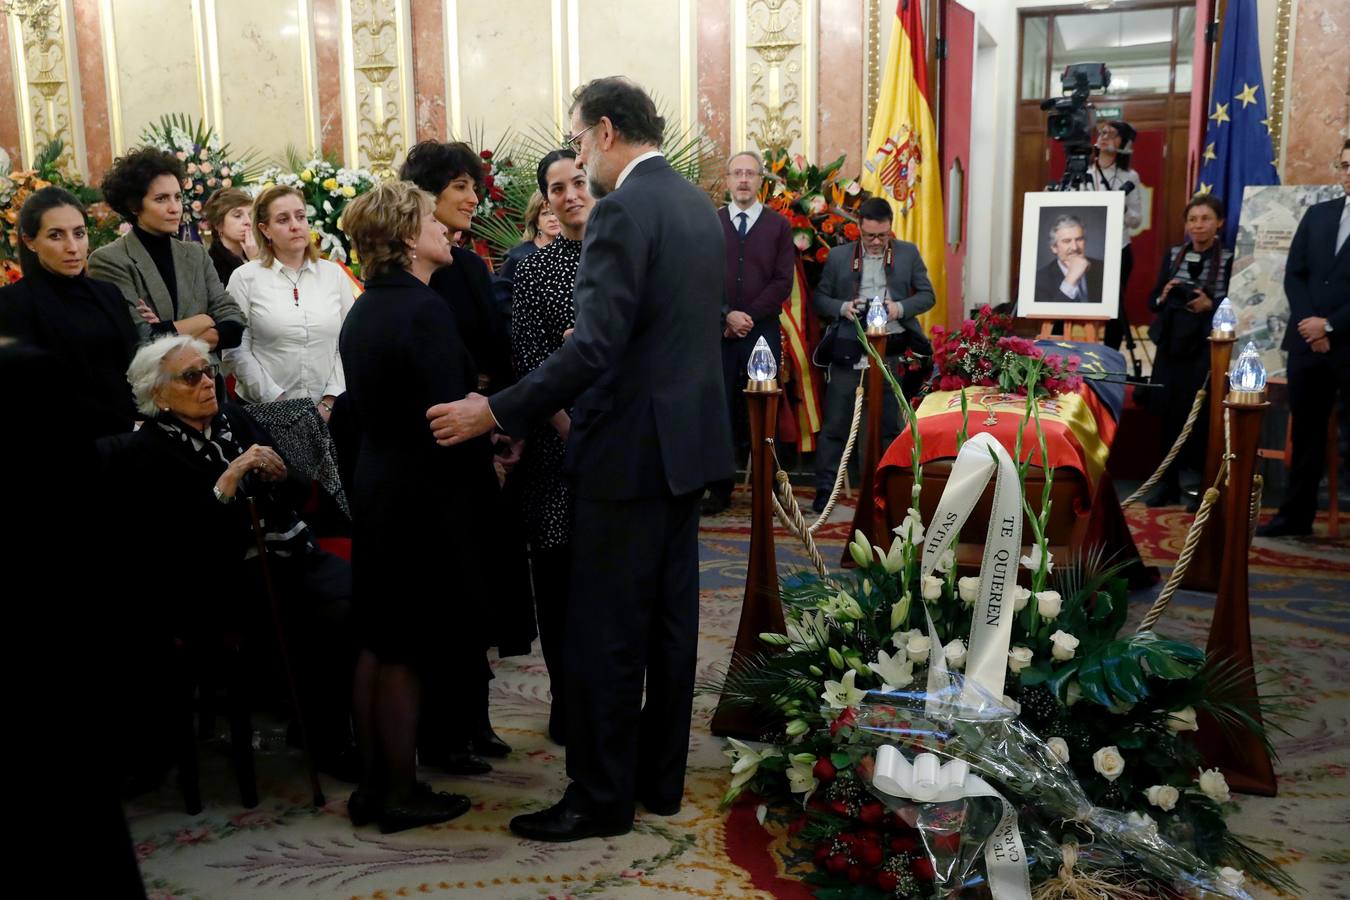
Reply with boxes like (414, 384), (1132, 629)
(89, 146), (244, 350)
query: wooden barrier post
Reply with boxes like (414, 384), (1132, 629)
(841, 328), (891, 568)
(1182, 330), (1237, 591)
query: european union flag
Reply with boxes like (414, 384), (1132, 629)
(1195, 0), (1279, 245)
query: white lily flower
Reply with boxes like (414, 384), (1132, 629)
(1020, 544), (1053, 574)
(820, 590), (864, 621)
(893, 508), (926, 546)
(725, 738), (781, 790)
(935, 547), (956, 574)
(786, 756), (819, 798)
(871, 649), (914, 690)
(785, 610), (827, 651)
(822, 669), (867, 709)
(888, 592), (912, 631)
(879, 536), (905, 574)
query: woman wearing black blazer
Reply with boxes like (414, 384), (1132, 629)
(0, 187), (139, 436)
(338, 179), (492, 832)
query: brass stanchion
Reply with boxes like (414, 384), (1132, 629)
(841, 319), (891, 568)
(1195, 342), (1277, 796)
(1183, 308), (1238, 591)
(712, 337), (785, 738)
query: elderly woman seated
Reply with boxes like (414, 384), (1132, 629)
(99, 333), (356, 779)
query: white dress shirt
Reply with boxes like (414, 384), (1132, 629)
(1088, 163), (1143, 248)
(1338, 199), (1350, 255)
(223, 257), (356, 403)
(615, 150), (664, 191)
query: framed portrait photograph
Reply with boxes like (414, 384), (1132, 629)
(1017, 191), (1125, 319)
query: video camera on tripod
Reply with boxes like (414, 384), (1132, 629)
(1041, 63), (1111, 192)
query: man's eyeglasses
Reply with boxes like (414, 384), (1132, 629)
(563, 123), (597, 152)
(1335, 161), (1350, 173)
(860, 231), (890, 243)
(173, 364), (218, 386)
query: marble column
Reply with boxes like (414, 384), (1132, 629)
(698, 0), (731, 156)
(818, 0), (864, 166)
(0, 16), (20, 167)
(410, 0), (446, 142)
(1282, 0), (1350, 184)
(313, 0), (346, 160)
(71, 0), (112, 180)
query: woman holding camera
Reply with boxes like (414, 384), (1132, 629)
(1143, 195), (1233, 507)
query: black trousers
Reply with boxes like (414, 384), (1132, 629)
(709, 318), (781, 502)
(1278, 350), (1350, 527)
(562, 491), (701, 820)
(814, 359), (906, 493)
(531, 542), (573, 738)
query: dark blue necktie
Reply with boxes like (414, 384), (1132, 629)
(737, 212), (748, 239)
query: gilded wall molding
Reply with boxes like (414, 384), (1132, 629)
(865, 0), (879, 136)
(741, 0), (813, 156)
(8, 0), (84, 175)
(338, 0), (414, 177)
(1267, 0), (1293, 166)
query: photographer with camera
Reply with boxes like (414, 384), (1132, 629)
(1090, 121), (1144, 352)
(1141, 194), (1233, 507)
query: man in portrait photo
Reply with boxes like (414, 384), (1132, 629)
(1035, 213), (1103, 303)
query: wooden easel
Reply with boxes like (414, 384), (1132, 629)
(1033, 317), (1109, 343)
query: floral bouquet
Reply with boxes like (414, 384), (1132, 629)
(254, 152), (378, 268)
(1, 139), (121, 269)
(760, 148), (867, 278)
(925, 305), (1085, 398)
(708, 324), (1293, 898)
(141, 114), (262, 242)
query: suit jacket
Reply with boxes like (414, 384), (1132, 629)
(0, 271), (140, 435)
(1283, 196), (1350, 359)
(813, 238), (935, 359)
(88, 229), (244, 344)
(430, 245), (515, 393)
(490, 156), (733, 500)
(1035, 257), (1103, 303)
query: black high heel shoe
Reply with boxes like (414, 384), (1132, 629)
(472, 725), (512, 758)
(379, 790), (472, 834)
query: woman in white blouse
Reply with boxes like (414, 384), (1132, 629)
(224, 185), (355, 420)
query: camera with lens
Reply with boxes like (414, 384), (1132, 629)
(1165, 251), (1207, 307)
(1041, 63), (1111, 191)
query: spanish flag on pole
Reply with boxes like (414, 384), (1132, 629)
(861, 0), (946, 332)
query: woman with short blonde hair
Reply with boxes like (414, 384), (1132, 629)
(222, 183), (353, 414)
(338, 176), (499, 832)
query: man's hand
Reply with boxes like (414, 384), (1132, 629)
(492, 433), (525, 472)
(1297, 316), (1329, 343)
(1185, 290), (1213, 314)
(1063, 255), (1090, 285)
(427, 392), (496, 446)
(1311, 337), (1331, 354)
(884, 299), (901, 322)
(841, 299), (861, 322)
(726, 310), (754, 338)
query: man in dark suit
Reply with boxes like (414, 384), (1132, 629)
(1259, 139), (1350, 537)
(1034, 214), (1103, 303)
(426, 76), (732, 841)
(702, 150), (796, 515)
(812, 197), (934, 512)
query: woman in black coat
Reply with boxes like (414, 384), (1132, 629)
(1144, 194), (1234, 507)
(338, 179), (495, 832)
(0, 187), (139, 436)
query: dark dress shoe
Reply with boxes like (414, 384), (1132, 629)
(1256, 516), (1312, 538)
(347, 789), (380, 827)
(430, 750), (493, 776)
(472, 727), (511, 758)
(812, 492), (829, 514)
(379, 790), (472, 834)
(509, 799), (631, 842)
(1145, 482), (1181, 508)
(700, 494), (730, 516)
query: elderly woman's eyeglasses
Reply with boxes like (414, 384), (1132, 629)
(562, 123), (596, 152)
(173, 364), (218, 386)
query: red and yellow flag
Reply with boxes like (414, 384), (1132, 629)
(779, 259), (822, 451)
(861, 0), (946, 332)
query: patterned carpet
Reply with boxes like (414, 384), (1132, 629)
(130, 491), (1349, 899)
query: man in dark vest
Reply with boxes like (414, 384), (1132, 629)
(702, 151), (796, 515)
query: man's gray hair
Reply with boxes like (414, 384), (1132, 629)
(127, 334), (212, 417)
(726, 150), (762, 172)
(1047, 214), (1085, 244)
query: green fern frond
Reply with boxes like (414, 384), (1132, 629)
(1221, 831), (1300, 894)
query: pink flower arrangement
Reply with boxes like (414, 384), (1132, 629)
(921, 305), (1083, 397)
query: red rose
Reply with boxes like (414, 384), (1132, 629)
(480, 149), (493, 159)
(877, 871), (898, 891)
(813, 843), (831, 864)
(912, 855), (936, 880)
(856, 843), (883, 867)
(812, 758), (837, 782)
(889, 833), (920, 853)
(828, 799), (851, 817)
(847, 864), (863, 883)
(826, 853), (850, 875)
(858, 802), (884, 826)
(790, 814), (809, 836)
(930, 831), (962, 854)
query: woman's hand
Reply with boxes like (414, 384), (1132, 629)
(316, 395), (337, 423)
(550, 410), (571, 442)
(1186, 290), (1213, 314)
(242, 229), (259, 260)
(215, 444), (288, 499)
(134, 298), (160, 325)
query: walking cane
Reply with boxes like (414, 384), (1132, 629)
(246, 495), (326, 808)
